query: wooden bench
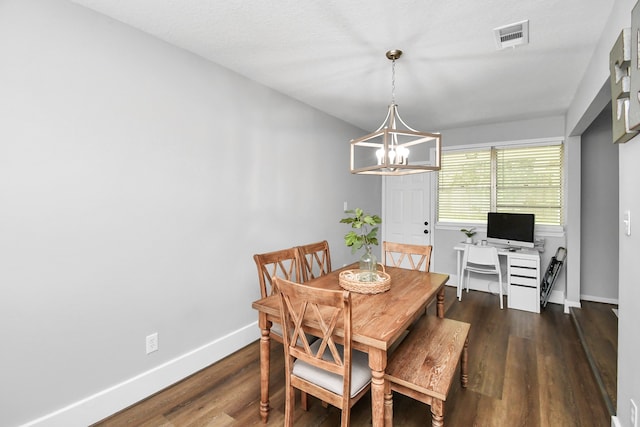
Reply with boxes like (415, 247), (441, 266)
(384, 316), (470, 427)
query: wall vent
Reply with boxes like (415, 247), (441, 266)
(494, 20), (529, 49)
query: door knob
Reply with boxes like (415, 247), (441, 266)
(424, 229), (429, 234)
(424, 221), (429, 226)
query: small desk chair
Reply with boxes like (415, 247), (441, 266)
(297, 240), (332, 282)
(275, 277), (371, 427)
(383, 241), (433, 272)
(461, 244), (504, 309)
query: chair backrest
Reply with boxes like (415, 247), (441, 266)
(253, 248), (302, 298)
(275, 276), (353, 407)
(463, 245), (500, 270)
(383, 241), (433, 272)
(297, 240), (332, 282)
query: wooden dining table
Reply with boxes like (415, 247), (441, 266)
(251, 264), (449, 426)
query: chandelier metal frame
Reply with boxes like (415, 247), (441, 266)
(350, 50), (441, 175)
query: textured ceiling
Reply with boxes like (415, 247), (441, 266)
(71, 0), (615, 132)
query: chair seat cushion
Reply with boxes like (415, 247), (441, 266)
(292, 340), (371, 397)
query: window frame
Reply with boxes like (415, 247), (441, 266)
(434, 137), (565, 236)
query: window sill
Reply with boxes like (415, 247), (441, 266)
(435, 222), (565, 238)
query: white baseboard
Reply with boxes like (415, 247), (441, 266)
(611, 415), (622, 427)
(546, 289), (565, 305)
(450, 275), (565, 307)
(564, 299), (581, 314)
(580, 294), (619, 305)
(21, 323), (260, 427)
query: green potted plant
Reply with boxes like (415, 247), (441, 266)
(460, 227), (476, 244)
(340, 208), (382, 280)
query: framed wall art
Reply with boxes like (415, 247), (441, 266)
(628, 1), (640, 131)
(609, 27), (637, 143)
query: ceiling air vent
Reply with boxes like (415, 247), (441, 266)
(494, 20), (529, 49)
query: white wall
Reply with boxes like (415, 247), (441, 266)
(0, 1), (381, 425)
(565, 0), (640, 425)
(580, 103), (619, 303)
(441, 115), (566, 147)
(617, 128), (640, 427)
(432, 115), (567, 302)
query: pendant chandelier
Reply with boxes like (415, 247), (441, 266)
(350, 50), (441, 175)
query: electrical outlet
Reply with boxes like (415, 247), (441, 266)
(631, 399), (638, 427)
(146, 332), (158, 354)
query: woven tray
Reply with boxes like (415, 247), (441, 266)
(338, 264), (391, 294)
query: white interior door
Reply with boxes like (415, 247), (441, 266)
(382, 173), (433, 247)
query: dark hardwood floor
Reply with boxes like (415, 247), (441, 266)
(94, 287), (612, 426)
(570, 300), (618, 417)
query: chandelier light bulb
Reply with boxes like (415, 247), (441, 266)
(397, 146), (409, 164)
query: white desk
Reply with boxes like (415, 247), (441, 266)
(454, 243), (541, 313)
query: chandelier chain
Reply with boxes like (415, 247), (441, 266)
(391, 59), (396, 105)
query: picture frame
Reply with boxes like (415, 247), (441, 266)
(628, 1), (640, 131)
(609, 28), (637, 143)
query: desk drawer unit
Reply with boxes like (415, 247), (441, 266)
(507, 254), (540, 313)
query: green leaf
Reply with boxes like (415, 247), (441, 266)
(351, 240), (364, 253)
(344, 231), (358, 246)
(366, 227), (379, 240)
(340, 207), (382, 252)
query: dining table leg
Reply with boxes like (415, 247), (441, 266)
(437, 286), (445, 318)
(258, 315), (271, 423)
(369, 348), (387, 427)
(384, 380), (393, 426)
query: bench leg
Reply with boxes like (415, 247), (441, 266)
(430, 399), (444, 427)
(461, 337), (469, 388)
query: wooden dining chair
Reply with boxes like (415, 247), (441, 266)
(274, 277), (372, 427)
(254, 249), (312, 410)
(383, 241), (433, 272)
(297, 240), (332, 282)
(253, 247), (302, 299)
(253, 247), (304, 346)
(384, 241), (434, 321)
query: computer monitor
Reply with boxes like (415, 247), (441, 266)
(486, 212), (535, 249)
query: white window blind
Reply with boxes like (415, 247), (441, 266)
(495, 145), (563, 225)
(437, 149), (491, 222)
(437, 143), (564, 225)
